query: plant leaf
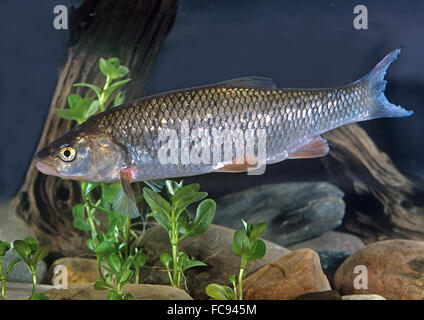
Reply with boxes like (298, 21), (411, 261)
(107, 290), (119, 300)
(73, 83), (102, 100)
(54, 109), (81, 123)
(96, 241), (116, 257)
(94, 279), (114, 291)
(0, 241), (11, 256)
(205, 284), (236, 300)
(160, 253), (171, 268)
(12, 240), (31, 264)
(73, 217), (90, 232)
(23, 237), (39, 253)
(30, 293), (50, 300)
(72, 204), (85, 219)
(85, 100), (100, 119)
(177, 209), (190, 234)
(114, 91), (125, 107)
(103, 79), (131, 102)
(30, 246), (50, 267)
(185, 199), (216, 237)
(249, 239), (266, 260)
(118, 270), (133, 284)
(133, 249), (147, 268)
(84, 182), (100, 196)
(102, 183), (122, 204)
(143, 187), (171, 216)
(248, 222), (267, 243)
(67, 94), (82, 109)
(181, 257), (207, 272)
(106, 254), (122, 274)
(232, 230), (251, 257)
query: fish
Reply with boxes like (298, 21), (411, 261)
(35, 49), (413, 218)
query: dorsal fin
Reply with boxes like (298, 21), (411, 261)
(216, 77), (277, 89)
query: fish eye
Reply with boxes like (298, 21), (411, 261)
(59, 146), (76, 162)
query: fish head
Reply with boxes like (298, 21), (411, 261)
(35, 126), (125, 182)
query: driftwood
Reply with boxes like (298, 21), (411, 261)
(323, 124), (424, 243)
(12, 0), (177, 259)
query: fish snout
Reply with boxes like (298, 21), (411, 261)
(35, 148), (59, 176)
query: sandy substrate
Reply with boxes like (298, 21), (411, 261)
(0, 199), (31, 242)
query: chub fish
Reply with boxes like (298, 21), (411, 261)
(35, 49), (413, 217)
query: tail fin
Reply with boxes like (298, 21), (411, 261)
(361, 49), (413, 119)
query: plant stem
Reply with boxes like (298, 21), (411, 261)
(31, 272), (37, 299)
(97, 256), (106, 282)
(238, 260), (247, 300)
(124, 216), (131, 259)
(169, 207), (180, 288)
(135, 267), (139, 284)
(99, 75), (111, 111)
(0, 262), (4, 298)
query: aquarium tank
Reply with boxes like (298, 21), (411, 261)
(0, 0), (423, 310)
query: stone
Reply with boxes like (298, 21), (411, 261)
(334, 239), (424, 300)
(288, 231), (365, 253)
(45, 283), (192, 300)
(342, 294), (386, 300)
(242, 249), (331, 300)
(317, 250), (351, 287)
(135, 224), (291, 300)
(0, 200), (31, 243)
(295, 290), (341, 300)
(46, 257), (98, 284)
(214, 182), (345, 246)
(3, 250), (47, 284)
(4, 282), (53, 300)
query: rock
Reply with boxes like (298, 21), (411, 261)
(288, 231), (365, 253)
(46, 257), (98, 284)
(3, 250), (47, 284)
(4, 282), (53, 300)
(334, 239), (424, 300)
(317, 250), (350, 287)
(0, 201), (31, 243)
(135, 224), (291, 300)
(342, 294), (386, 300)
(45, 283), (192, 300)
(214, 182), (345, 246)
(295, 290), (341, 300)
(242, 249), (331, 300)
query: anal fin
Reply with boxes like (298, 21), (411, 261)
(212, 156), (259, 173)
(288, 136), (329, 159)
(113, 170), (140, 218)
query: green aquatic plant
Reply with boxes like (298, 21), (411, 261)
(55, 57), (148, 300)
(12, 237), (51, 300)
(0, 240), (15, 300)
(55, 57), (130, 124)
(206, 220), (267, 300)
(143, 180), (216, 288)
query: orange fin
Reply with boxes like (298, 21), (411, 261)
(213, 156), (259, 173)
(288, 136), (329, 159)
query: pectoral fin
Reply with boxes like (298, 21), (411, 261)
(113, 170), (140, 218)
(288, 136), (329, 159)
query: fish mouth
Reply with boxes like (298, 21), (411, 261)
(35, 158), (59, 176)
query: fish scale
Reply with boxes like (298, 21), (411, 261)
(90, 80), (368, 181)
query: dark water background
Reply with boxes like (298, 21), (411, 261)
(0, 0), (423, 199)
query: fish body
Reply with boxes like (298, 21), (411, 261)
(35, 49), (413, 217)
